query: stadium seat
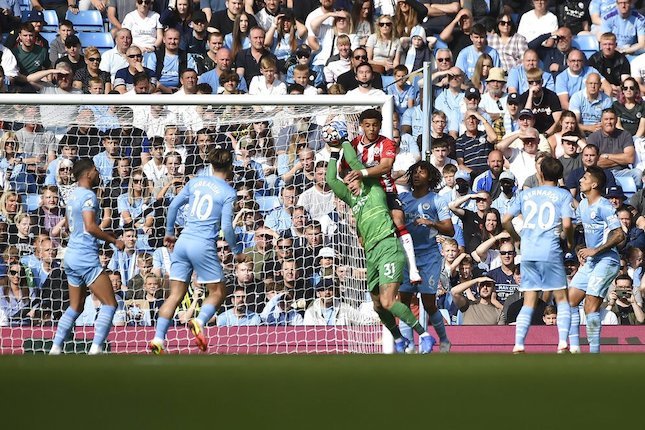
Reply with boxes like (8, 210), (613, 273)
(41, 31), (57, 44)
(65, 10), (104, 32)
(615, 175), (637, 199)
(572, 34), (599, 59)
(381, 75), (395, 89)
(77, 32), (114, 50)
(255, 195), (280, 215)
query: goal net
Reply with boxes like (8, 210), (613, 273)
(0, 94), (395, 354)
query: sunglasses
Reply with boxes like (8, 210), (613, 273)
(60, 166), (71, 171)
(88, 57), (101, 62)
(127, 54), (143, 59)
(378, 22), (392, 27)
(217, 246), (229, 251)
(622, 85), (636, 90)
(353, 55), (368, 60)
(528, 80), (541, 85)
(132, 178), (144, 183)
(499, 251), (516, 256)
(137, 0), (151, 4)
(9, 269), (19, 276)
(499, 20), (512, 25)
(297, 53), (310, 59)
(437, 57), (450, 62)
(475, 198), (487, 202)
(521, 138), (538, 143)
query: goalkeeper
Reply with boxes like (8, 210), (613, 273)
(326, 139), (436, 354)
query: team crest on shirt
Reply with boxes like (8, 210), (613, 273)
(422, 203), (430, 211)
(638, 112), (642, 119)
(427, 275), (435, 288)
(83, 198), (93, 208)
(590, 210), (597, 219)
(479, 137), (486, 144)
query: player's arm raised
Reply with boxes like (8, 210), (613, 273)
(448, 193), (473, 217)
(326, 145), (353, 204)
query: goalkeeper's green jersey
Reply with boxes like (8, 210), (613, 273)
(326, 142), (395, 252)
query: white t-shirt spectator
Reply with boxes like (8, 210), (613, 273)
(122, 10), (162, 51)
(248, 76), (287, 95)
(517, 10), (558, 44)
(0, 44), (19, 78)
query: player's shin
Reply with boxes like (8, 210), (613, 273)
(375, 308), (403, 339)
(396, 226), (421, 282)
(556, 301), (571, 351)
(514, 306), (534, 351)
(586, 312), (602, 353)
(90, 305), (116, 354)
(50, 307), (81, 353)
(569, 305), (580, 351)
(389, 302), (425, 335)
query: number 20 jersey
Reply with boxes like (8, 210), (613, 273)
(508, 186), (575, 262)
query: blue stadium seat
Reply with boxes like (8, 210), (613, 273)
(65, 10), (104, 32)
(615, 175), (637, 199)
(22, 9), (58, 31)
(41, 31), (58, 44)
(572, 34), (599, 59)
(77, 32), (114, 50)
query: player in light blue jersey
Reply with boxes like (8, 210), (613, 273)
(399, 161), (454, 353)
(502, 157), (575, 354)
(150, 149), (243, 354)
(49, 159), (126, 355)
(569, 166), (625, 353)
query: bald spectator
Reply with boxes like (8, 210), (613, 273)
(198, 47), (247, 93)
(473, 150), (505, 200)
(569, 73), (613, 134)
(555, 49), (601, 110)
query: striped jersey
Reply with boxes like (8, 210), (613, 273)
(350, 134), (397, 193)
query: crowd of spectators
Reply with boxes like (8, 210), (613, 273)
(1, 0), (645, 331)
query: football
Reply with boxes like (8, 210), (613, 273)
(322, 120), (348, 147)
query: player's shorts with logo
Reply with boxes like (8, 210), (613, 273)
(386, 192), (403, 212)
(366, 236), (405, 292)
(569, 257), (620, 297)
(400, 251), (441, 294)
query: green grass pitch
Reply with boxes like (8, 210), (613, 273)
(1, 354), (641, 429)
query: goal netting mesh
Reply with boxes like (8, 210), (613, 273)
(0, 94), (394, 354)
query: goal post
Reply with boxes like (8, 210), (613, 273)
(0, 93), (395, 354)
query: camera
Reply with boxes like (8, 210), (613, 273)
(617, 290), (632, 300)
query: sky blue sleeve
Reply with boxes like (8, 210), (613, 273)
(221, 191), (241, 255)
(166, 184), (190, 236)
(561, 192), (575, 219)
(507, 191), (522, 217)
(603, 201), (621, 231)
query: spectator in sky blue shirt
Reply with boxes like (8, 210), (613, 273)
(92, 129), (121, 186)
(555, 49), (601, 110)
(600, 0), (645, 54)
(216, 286), (261, 326)
(455, 23), (502, 79)
(569, 73), (613, 134)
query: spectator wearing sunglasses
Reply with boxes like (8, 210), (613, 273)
(336, 46), (383, 91)
(114, 46), (159, 94)
(121, 0), (163, 53)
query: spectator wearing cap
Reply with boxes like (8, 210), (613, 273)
(589, 32), (631, 97)
(198, 47), (248, 93)
(304, 278), (372, 325)
(558, 131), (585, 183)
(235, 26), (276, 87)
(569, 73), (613, 134)
(93, 129), (121, 185)
(455, 110), (497, 177)
(588, 107), (641, 188)
(183, 10), (209, 54)
(564, 252), (580, 285)
(565, 143), (617, 200)
(491, 170), (519, 214)
(600, 0), (645, 55)
(479, 67), (508, 121)
(473, 149), (504, 200)
(346, 62), (385, 97)
(114, 45), (159, 94)
(434, 66), (466, 138)
(507, 50), (555, 95)
(54, 34), (84, 74)
(397, 25), (431, 74)
(498, 92), (520, 138)
(48, 19), (74, 66)
(12, 22), (50, 76)
(487, 12), (528, 72)
(5, 9), (50, 50)
(336, 46), (383, 92)
(606, 184), (627, 209)
(555, 49), (601, 110)
(457, 87), (493, 136)
(518, 68), (562, 135)
(159, 0), (194, 47)
(455, 23), (501, 80)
